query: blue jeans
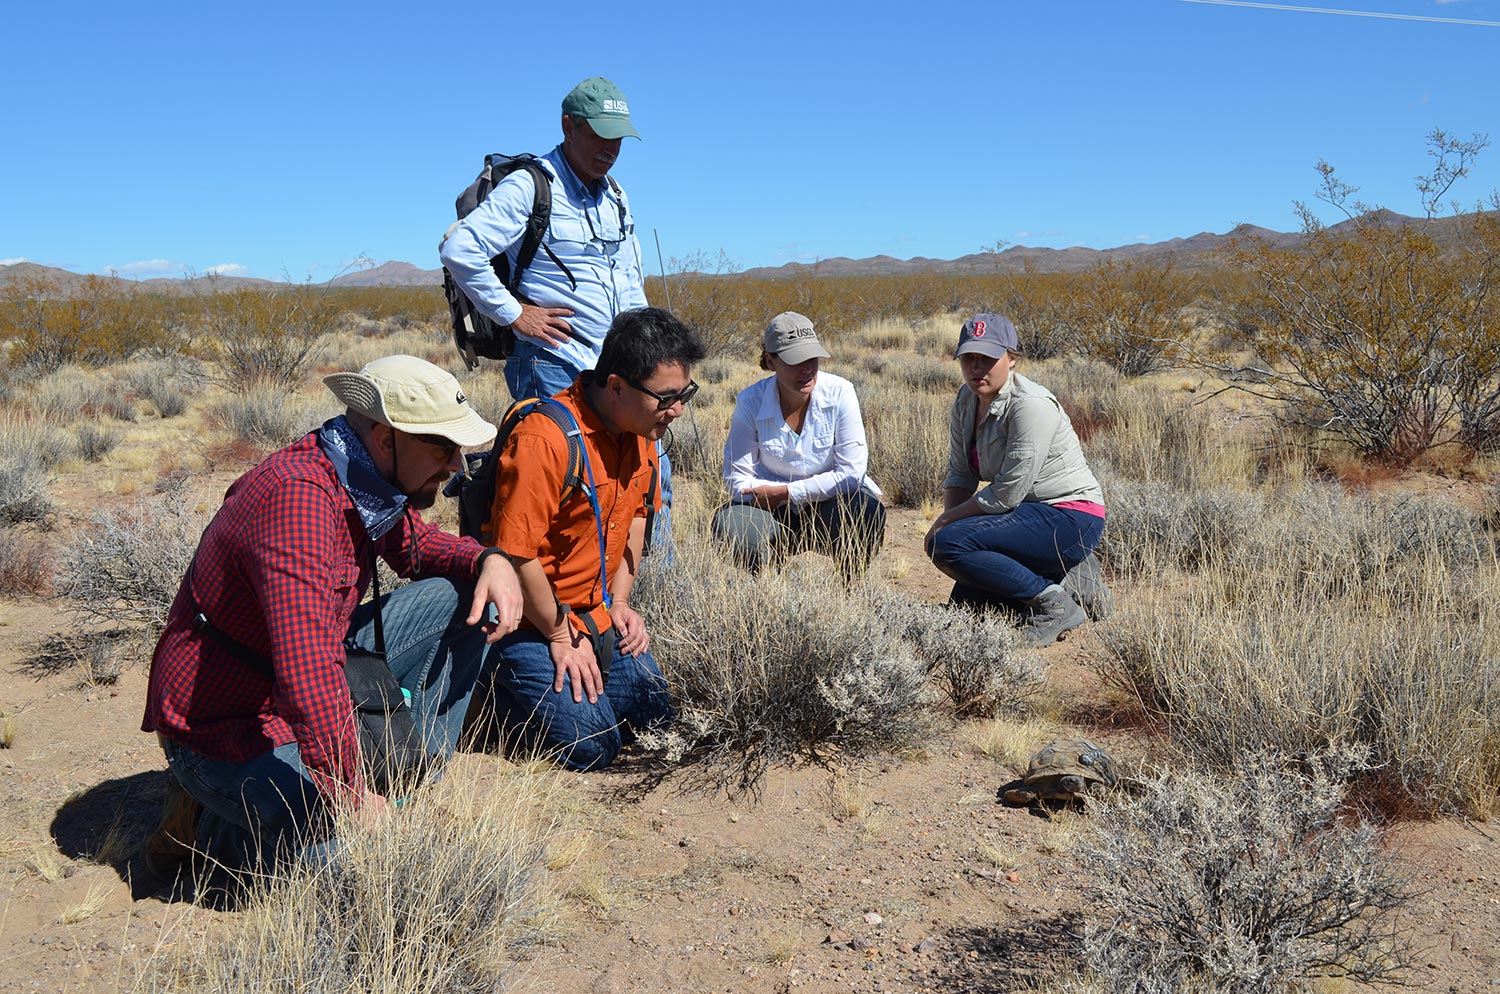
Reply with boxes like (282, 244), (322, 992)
(475, 627), (673, 772)
(504, 338), (675, 557)
(928, 502), (1105, 607)
(162, 577), (490, 879)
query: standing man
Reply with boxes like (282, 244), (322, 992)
(476, 307), (705, 771)
(141, 355), (524, 883)
(440, 76), (676, 546)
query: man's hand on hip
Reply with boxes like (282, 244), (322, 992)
(512, 304), (576, 348)
(548, 627), (603, 705)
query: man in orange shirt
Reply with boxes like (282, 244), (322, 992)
(478, 307), (705, 770)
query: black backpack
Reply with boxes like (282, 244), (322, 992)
(441, 154), (565, 370)
(446, 396), (658, 554)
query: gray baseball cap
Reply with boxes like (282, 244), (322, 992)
(953, 313), (1020, 359)
(763, 311), (831, 365)
(561, 77), (640, 140)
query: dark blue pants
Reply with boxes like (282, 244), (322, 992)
(928, 502), (1104, 608)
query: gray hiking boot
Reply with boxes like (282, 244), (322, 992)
(1061, 553), (1113, 621)
(1020, 584), (1088, 646)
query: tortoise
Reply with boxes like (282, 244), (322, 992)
(1000, 738), (1119, 806)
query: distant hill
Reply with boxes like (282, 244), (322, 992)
(3, 212), (1485, 292)
(328, 261), (443, 287)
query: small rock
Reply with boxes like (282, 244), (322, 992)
(852, 937), (877, 952)
(824, 928), (851, 945)
(94, 941), (110, 952)
(1005, 871), (1019, 882)
(863, 912), (883, 925)
(728, 813), (739, 823)
(918, 938), (938, 954)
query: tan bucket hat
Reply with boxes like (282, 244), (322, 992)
(323, 355), (496, 448)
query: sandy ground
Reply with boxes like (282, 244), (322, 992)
(3, 502), (1499, 994)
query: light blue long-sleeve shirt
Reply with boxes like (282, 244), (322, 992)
(439, 145), (648, 373)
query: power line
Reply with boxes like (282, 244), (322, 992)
(1181, 0), (1500, 28)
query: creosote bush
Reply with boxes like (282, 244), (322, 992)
(1077, 749), (1411, 994)
(633, 537), (932, 796)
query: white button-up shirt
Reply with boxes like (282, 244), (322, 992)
(722, 372), (881, 505)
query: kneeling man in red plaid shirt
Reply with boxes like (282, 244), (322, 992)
(141, 355), (523, 887)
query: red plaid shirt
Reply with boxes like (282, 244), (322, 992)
(142, 431), (484, 801)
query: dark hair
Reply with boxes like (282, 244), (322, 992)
(759, 350), (773, 371)
(596, 307), (707, 383)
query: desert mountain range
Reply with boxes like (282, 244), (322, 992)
(1, 211), (1480, 292)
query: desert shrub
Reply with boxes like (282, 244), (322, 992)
(1077, 749), (1411, 994)
(1093, 476), (1260, 577)
(0, 412), (72, 469)
(209, 386), (319, 450)
(876, 596), (1044, 717)
(207, 284), (339, 389)
(633, 542), (933, 795)
(124, 356), (205, 418)
(1070, 259), (1191, 377)
(991, 267), (1080, 360)
(0, 527), (51, 596)
(1097, 556), (1500, 815)
(26, 366), (135, 421)
(74, 423), (120, 462)
(54, 497), (208, 632)
(157, 768), (558, 994)
(862, 382), (949, 508)
(0, 450), (52, 526)
(1038, 357), (1123, 442)
(1086, 390), (1245, 487)
(0, 274), (187, 370)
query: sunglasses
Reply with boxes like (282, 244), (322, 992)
(622, 376), (700, 411)
(405, 431), (461, 461)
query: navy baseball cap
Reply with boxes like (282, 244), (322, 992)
(953, 313), (1020, 359)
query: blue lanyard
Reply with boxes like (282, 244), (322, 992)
(549, 402), (611, 611)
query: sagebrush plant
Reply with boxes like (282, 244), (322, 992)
(0, 449), (52, 526)
(55, 496), (210, 634)
(875, 594), (1044, 717)
(632, 510), (933, 795)
(150, 766), (561, 994)
(1077, 749), (1412, 994)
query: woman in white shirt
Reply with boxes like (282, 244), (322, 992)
(712, 312), (886, 578)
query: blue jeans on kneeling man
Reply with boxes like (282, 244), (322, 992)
(474, 626), (673, 772)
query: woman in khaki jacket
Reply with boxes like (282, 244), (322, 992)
(923, 313), (1108, 644)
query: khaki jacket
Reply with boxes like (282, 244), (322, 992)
(943, 372), (1104, 513)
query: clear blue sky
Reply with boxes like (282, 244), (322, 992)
(3, 0), (1496, 281)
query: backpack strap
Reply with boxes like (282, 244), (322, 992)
(502, 397), (585, 502)
(641, 458), (659, 558)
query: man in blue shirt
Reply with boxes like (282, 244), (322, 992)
(440, 76), (648, 401)
(441, 77), (674, 549)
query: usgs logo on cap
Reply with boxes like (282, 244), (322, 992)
(603, 99), (630, 114)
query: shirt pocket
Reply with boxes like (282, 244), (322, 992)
(546, 215), (591, 250)
(327, 556), (362, 619)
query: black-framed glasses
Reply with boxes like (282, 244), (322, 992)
(405, 431), (461, 461)
(583, 199), (627, 246)
(623, 377), (699, 410)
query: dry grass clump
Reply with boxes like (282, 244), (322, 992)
(1076, 749), (1411, 994)
(25, 365), (137, 421)
(633, 539), (933, 796)
(1097, 548), (1500, 816)
(1088, 389), (1252, 488)
(1094, 476), (1261, 578)
(151, 768), (560, 994)
(208, 385), (322, 450)
(862, 381), (949, 508)
(123, 355), (206, 418)
(74, 422), (121, 462)
(0, 526), (51, 596)
(54, 496), (209, 633)
(0, 448), (53, 526)
(876, 595), (1044, 717)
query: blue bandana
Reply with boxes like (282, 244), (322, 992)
(316, 416), (408, 540)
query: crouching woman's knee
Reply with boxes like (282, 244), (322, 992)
(927, 523), (967, 576)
